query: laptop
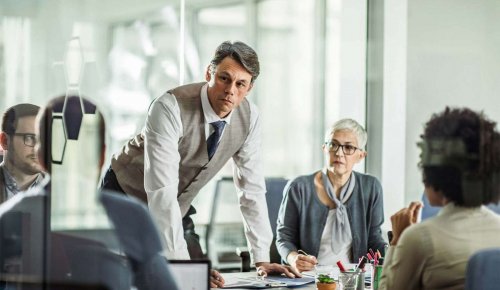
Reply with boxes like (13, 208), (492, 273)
(169, 260), (211, 290)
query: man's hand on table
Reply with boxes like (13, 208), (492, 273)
(209, 262), (302, 288)
(255, 262), (302, 278)
(210, 269), (225, 288)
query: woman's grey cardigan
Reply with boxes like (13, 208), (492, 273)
(276, 171), (386, 263)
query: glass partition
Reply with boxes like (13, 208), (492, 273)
(0, 0), (369, 279)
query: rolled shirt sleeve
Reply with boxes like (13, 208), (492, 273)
(143, 93), (190, 259)
(232, 103), (273, 264)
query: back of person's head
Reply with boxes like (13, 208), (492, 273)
(420, 107), (500, 207)
(210, 41), (260, 83)
(325, 118), (368, 149)
(37, 95), (106, 230)
(1, 103), (40, 135)
(37, 95), (105, 173)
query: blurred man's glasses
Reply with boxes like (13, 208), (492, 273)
(325, 141), (360, 155)
(13, 133), (37, 147)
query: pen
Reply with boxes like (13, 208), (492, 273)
(298, 249), (310, 256)
(266, 282), (287, 287)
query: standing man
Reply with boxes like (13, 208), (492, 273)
(0, 103), (45, 203)
(102, 41), (298, 282)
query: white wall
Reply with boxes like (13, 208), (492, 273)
(404, 0), (500, 204)
(366, 0), (408, 230)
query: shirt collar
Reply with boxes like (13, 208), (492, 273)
(438, 202), (483, 216)
(201, 83), (233, 125)
(2, 165), (45, 196)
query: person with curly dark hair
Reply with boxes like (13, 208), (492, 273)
(379, 107), (500, 290)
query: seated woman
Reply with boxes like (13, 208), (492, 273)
(276, 118), (386, 272)
(380, 107), (500, 290)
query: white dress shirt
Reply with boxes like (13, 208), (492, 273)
(143, 83), (273, 263)
(317, 209), (352, 266)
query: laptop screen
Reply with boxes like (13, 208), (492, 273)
(169, 260), (211, 290)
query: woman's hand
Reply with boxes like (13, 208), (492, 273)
(287, 252), (317, 272)
(390, 201), (423, 246)
(210, 269), (225, 288)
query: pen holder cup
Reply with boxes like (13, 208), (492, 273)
(338, 271), (362, 290)
(371, 265), (383, 290)
(315, 265), (337, 290)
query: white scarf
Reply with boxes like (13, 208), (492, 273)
(321, 169), (355, 254)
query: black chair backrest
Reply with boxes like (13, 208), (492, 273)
(264, 178), (288, 264)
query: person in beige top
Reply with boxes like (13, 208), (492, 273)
(380, 107), (500, 290)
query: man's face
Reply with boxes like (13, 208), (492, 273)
(206, 56), (254, 118)
(5, 116), (43, 175)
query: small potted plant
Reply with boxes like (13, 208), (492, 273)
(316, 274), (337, 290)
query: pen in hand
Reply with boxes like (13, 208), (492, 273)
(293, 250), (317, 272)
(298, 249), (310, 256)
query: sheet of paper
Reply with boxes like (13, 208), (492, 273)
(266, 275), (315, 287)
(222, 275), (314, 288)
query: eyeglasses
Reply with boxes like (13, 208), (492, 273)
(325, 141), (360, 155)
(13, 133), (37, 147)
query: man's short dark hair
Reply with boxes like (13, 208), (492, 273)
(210, 41), (260, 83)
(1, 104), (40, 135)
(421, 107), (500, 206)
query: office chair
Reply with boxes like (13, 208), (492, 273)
(465, 248), (500, 290)
(237, 177), (288, 272)
(205, 177), (247, 272)
(59, 241), (132, 290)
(264, 177), (288, 264)
(421, 192), (500, 221)
(0, 193), (132, 290)
(420, 192), (441, 220)
(99, 190), (179, 290)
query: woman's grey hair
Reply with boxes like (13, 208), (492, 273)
(209, 41), (260, 83)
(325, 118), (368, 149)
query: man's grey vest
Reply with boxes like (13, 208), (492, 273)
(111, 82), (251, 217)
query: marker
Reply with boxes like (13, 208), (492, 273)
(369, 248), (375, 258)
(355, 256), (368, 272)
(336, 260), (347, 272)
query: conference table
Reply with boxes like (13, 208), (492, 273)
(213, 270), (373, 290)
